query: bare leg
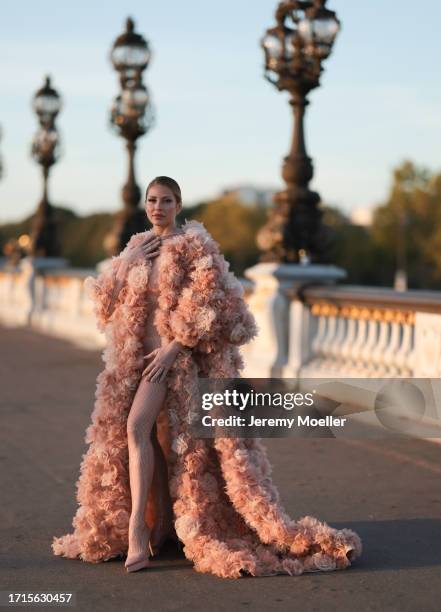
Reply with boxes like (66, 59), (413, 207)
(125, 375), (167, 567)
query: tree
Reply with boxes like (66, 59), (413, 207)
(192, 197), (267, 275)
(371, 160), (441, 288)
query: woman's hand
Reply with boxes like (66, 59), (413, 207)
(126, 234), (162, 264)
(105, 234), (162, 318)
(141, 341), (181, 383)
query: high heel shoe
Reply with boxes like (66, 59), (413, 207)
(125, 524), (154, 573)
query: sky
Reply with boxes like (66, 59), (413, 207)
(1, 0), (440, 224)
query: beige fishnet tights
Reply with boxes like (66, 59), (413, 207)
(126, 338), (174, 561)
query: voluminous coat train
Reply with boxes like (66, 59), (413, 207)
(52, 219), (362, 578)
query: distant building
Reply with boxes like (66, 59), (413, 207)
(350, 206), (373, 226)
(221, 185), (275, 208)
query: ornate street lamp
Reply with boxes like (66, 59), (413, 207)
(107, 17), (154, 256)
(258, 0), (340, 264)
(30, 75), (62, 256)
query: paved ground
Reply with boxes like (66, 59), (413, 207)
(1, 325), (440, 612)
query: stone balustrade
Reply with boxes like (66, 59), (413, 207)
(0, 260), (441, 378)
(299, 285), (441, 378)
(237, 276), (441, 440)
(1, 260), (441, 380)
(2, 259), (441, 438)
(0, 261), (104, 349)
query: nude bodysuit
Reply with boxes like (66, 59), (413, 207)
(142, 249), (163, 358)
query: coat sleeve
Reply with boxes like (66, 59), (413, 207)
(83, 256), (124, 333)
(168, 238), (259, 352)
(83, 235), (141, 333)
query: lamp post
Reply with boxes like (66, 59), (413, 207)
(107, 17), (154, 256)
(394, 208), (408, 291)
(30, 75), (62, 257)
(258, 0), (340, 264)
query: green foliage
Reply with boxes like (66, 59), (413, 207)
(370, 159), (441, 288)
(0, 198), (266, 273)
(322, 206), (387, 285)
(3, 160), (440, 288)
(58, 212), (114, 267)
(190, 197), (267, 275)
(321, 159), (441, 289)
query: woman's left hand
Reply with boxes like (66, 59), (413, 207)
(141, 342), (180, 383)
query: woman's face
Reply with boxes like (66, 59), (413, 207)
(145, 184), (181, 229)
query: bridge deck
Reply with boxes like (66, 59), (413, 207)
(1, 326), (440, 612)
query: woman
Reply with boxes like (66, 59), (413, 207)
(52, 176), (362, 578)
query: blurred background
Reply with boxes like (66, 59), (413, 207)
(1, 0), (440, 285)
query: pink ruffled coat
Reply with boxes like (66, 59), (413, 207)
(52, 219), (362, 578)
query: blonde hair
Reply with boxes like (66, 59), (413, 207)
(145, 176), (182, 205)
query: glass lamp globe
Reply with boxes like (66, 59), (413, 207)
(32, 76), (62, 122)
(110, 17), (151, 73)
(298, 10), (340, 58)
(262, 29), (283, 70)
(121, 84), (149, 116)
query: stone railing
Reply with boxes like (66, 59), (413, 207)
(237, 277), (441, 439)
(2, 260), (441, 380)
(0, 260), (104, 349)
(0, 260), (258, 352)
(2, 260), (441, 437)
(239, 268), (441, 380)
(298, 285), (441, 378)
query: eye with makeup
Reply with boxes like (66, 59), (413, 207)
(147, 197), (172, 202)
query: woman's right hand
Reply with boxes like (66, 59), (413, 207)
(105, 234), (162, 319)
(126, 234), (162, 264)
